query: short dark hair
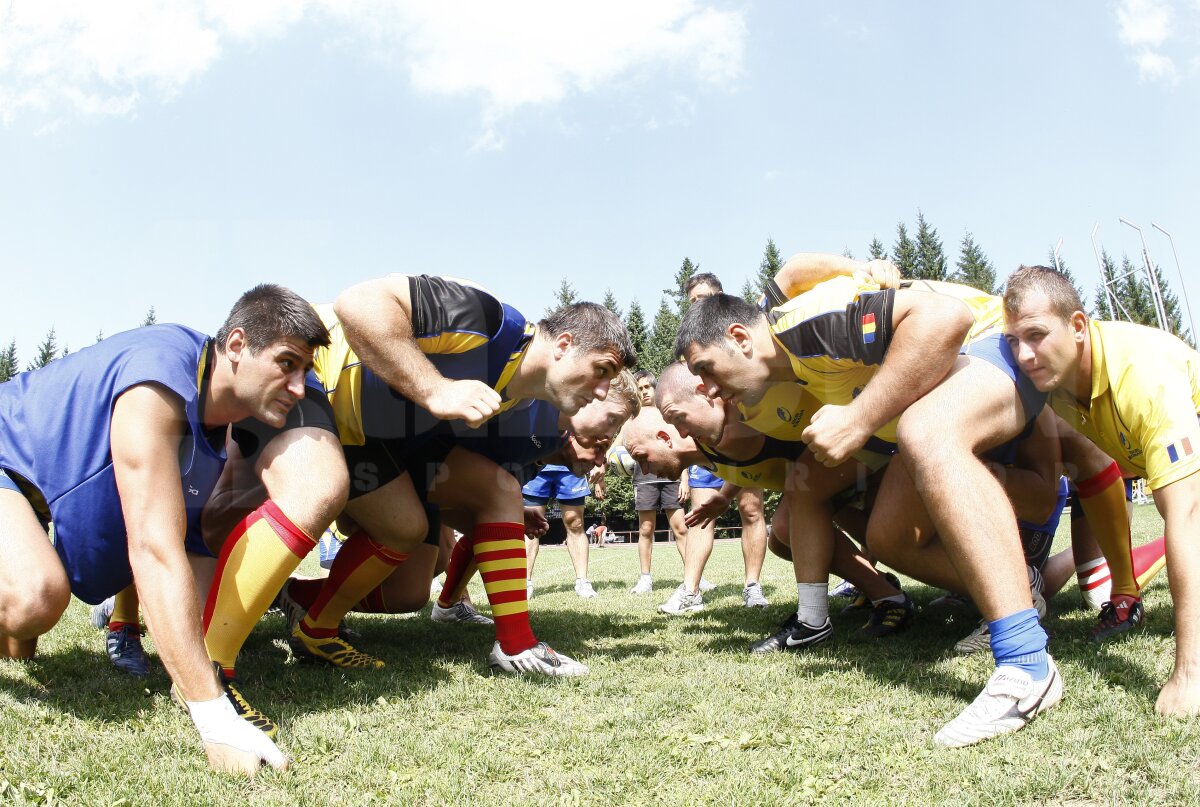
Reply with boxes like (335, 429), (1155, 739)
(685, 273), (724, 295)
(1003, 265), (1085, 322)
(215, 284), (330, 354)
(539, 301), (637, 368)
(633, 369), (656, 386)
(674, 293), (765, 356)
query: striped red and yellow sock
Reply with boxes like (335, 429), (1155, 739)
(108, 584), (141, 632)
(203, 501), (316, 677)
(1076, 463), (1138, 598)
(1135, 536), (1167, 589)
(435, 534), (477, 609)
(300, 531), (407, 637)
(473, 522), (536, 654)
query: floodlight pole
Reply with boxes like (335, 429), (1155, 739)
(1052, 238), (1063, 272)
(1119, 217), (1168, 330)
(1090, 222), (1127, 320)
(1152, 222), (1196, 342)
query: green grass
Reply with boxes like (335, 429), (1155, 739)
(3, 505), (1199, 805)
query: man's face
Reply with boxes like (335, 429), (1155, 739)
(624, 425), (686, 479)
(568, 396), (631, 449)
(546, 336), (623, 415)
(636, 376), (656, 407)
(659, 388), (726, 444)
(559, 434), (604, 476)
(232, 334), (313, 428)
(681, 331), (770, 408)
(1005, 290), (1085, 393)
(687, 281), (720, 304)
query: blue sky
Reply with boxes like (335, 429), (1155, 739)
(1, 1), (1197, 361)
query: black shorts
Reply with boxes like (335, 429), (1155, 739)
(230, 377), (339, 464)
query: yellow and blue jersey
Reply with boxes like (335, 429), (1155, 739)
(1049, 319), (1200, 490)
(313, 275), (535, 447)
(0, 325), (225, 604)
(696, 434), (805, 491)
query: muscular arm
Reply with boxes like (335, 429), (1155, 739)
(1153, 472), (1200, 693)
(111, 385), (221, 703)
(1005, 406), (1061, 524)
(333, 276), (501, 426)
(770, 253), (901, 302)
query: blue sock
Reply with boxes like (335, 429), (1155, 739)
(988, 608), (1049, 679)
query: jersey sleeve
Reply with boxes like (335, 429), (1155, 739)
(407, 275), (505, 355)
(1128, 365), (1200, 489)
(769, 284), (895, 366)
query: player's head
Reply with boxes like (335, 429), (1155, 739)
(567, 369), (641, 448)
(537, 302), (637, 415)
(558, 432), (605, 476)
(655, 361), (729, 444)
(633, 369), (657, 408)
(216, 284), (330, 427)
(674, 293), (772, 407)
(1002, 265), (1088, 393)
(685, 273), (724, 304)
(620, 406), (689, 479)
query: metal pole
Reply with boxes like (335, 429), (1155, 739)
(1052, 238), (1063, 272)
(1091, 222), (1125, 320)
(1152, 222), (1196, 341)
(1119, 217), (1167, 330)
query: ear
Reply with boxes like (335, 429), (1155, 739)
(654, 429), (674, 448)
(225, 327), (248, 363)
(553, 332), (575, 360)
(1070, 311), (1088, 342)
(727, 323), (753, 356)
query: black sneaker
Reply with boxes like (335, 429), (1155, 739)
(749, 614), (833, 654)
(857, 594), (915, 639)
(1089, 595), (1145, 643)
(841, 572), (902, 614)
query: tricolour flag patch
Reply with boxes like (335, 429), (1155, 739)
(1166, 436), (1194, 464)
(862, 313), (876, 344)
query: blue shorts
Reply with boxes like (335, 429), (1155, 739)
(687, 466), (723, 489)
(0, 468), (19, 494)
(962, 333), (1047, 424)
(0, 468), (50, 529)
(522, 467), (590, 506)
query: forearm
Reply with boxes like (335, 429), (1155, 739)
(719, 481), (743, 499)
(772, 253), (864, 299)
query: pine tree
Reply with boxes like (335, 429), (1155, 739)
(842, 247), (855, 260)
(0, 340), (17, 382)
(1150, 263), (1191, 344)
(625, 301), (649, 369)
(601, 289), (623, 320)
(1116, 254), (1154, 325)
(892, 222), (917, 278)
(953, 231), (997, 294)
(142, 307), (158, 327)
(666, 257), (698, 316)
(1048, 248), (1088, 312)
(867, 237), (888, 261)
(96, 330), (105, 342)
(644, 298), (682, 375)
(546, 279), (578, 316)
(913, 211), (947, 281)
(741, 278), (758, 304)
(756, 238), (784, 294)
(1093, 250), (1120, 321)
(28, 328), (59, 370)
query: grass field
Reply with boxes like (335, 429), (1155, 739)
(3, 505), (1200, 805)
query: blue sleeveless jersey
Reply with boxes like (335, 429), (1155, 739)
(0, 325), (225, 604)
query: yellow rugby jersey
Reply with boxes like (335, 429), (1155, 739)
(696, 435), (802, 491)
(312, 275), (535, 446)
(765, 274), (1005, 442)
(1049, 319), (1200, 490)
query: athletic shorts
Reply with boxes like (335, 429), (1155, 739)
(687, 466), (723, 490)
(0, 469), (50, 530)
(962, 333), (1047, 424)
(635, 481), (682, 512)
(522, 467), (590, 506)
(343, 423), (453, 500)
(230, 373), (339, 462)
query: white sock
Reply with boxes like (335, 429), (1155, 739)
(872, 593), (907, 606)
(796, 582), (829, 626)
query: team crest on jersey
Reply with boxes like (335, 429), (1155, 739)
(1166, 436), (1194, 464)
(861, 313), (877, 344)
(740, 470), (763, 483)
(776, 407), (805, 428)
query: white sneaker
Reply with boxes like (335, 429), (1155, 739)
(430, 576), (444, 600)
(955, 576), (1048, 655)
(574, 579), (598, 599)
(934, 660), (1063, 747)
(488, 641), (589, 677)
(659, 584), (705, 615)
(431, 600), (494, 625)
(742, 582), (769, 608)
(630, 574), (653, 595)
(90, 596), (115, 630)
(699, 578), (717, 593)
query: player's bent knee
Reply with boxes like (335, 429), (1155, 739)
(0, 574), (69, 637)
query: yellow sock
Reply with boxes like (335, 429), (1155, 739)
(301, 531), (407, 635)
(203, 501), (316, 676)
(108, 584), (140, 629)
(1076, 463), (1138, 597)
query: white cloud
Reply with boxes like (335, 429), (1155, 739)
(1113, 0), (1196, 85)
(0, 0), (746, 137)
